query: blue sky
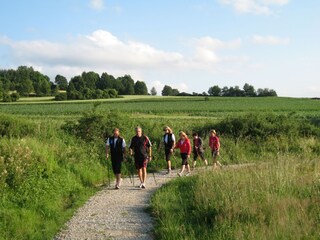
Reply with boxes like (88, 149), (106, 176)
(0, 0), (319, 97)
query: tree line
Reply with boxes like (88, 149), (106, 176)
(0, 66), (277, 102)
(0, 66), (149, 101)
(161, 83), (277, 97)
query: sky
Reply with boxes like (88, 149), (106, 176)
(0, 0), (319, 97)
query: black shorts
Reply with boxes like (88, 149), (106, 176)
(180, 153), (189, 166)
(111, 159), (122, 174)
(165, 148), (172, 161)
(193, 150), (205, 161)
(134, 156), (148, 169)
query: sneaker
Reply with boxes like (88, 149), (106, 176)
(119, 178), (123, 187)
(141, 183), (146, 189)
(166, 169), (171, 175)
(139, 183), (143, 188)
(177, 172), (182, 177)
(186, 172), (191, 176)
(115, 185), (120, 189)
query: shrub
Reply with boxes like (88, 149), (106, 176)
(55, 93), (67, 101)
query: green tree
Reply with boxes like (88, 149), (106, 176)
(119, 75), (135, 95)
(97, 72), (116, 90)
(134, 81), (148, 95)
(162, 85), (173, 96)
(150, 87), (157, 96)
(243, 83), (256, 97)
(172, 88), (180, 96)
(82, 71), (99, 90)
(208, 85), (221, 96)
(69, 75), (85, 92)
(55, 75), (68, 90)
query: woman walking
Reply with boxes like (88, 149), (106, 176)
(175, 131), (191, 177)
(209, 129), (222, 169)
(158, 126), (176, 174)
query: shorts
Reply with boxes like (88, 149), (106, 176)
(165, 148), (173, 161)
(111, 159), (122, 174)
(135, 157), (148, 169)
(193, 150), (205, 161)
(180, 153), (189, 166)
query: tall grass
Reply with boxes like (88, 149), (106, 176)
(0, 115), (108, 239)
(151, 156), (320, 239)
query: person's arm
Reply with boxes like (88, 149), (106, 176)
(122, 139), (127, 160)
(171, 134), (176, 152)
(187, 139), (192, 157)
(148, 147), (152, 160)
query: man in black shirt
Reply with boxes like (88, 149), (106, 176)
(129, 126), (152, 189)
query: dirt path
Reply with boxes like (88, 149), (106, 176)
(55, 168), (181, 240)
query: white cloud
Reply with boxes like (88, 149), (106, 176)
(0, 30), (248, 92)
(90, 0), (104, 11)
(252, 35), (290, 45)
(219, 0), (290, 15)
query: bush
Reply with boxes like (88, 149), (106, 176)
(55, 93), (67, 101)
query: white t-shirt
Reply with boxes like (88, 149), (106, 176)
(106, 137), (126, 148)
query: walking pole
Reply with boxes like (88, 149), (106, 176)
(106, 157), (111, 187)
(150, 156), (158, 185)
(129, 155), (135, 187)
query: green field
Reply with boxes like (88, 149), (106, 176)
(1, 96), (319, 118)
(0, 96), (319, 239)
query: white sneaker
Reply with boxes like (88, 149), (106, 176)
(115, 185), (120, 189)
(139, 183), (143, 188)
(141, 183), (146, 189)
(186, 172), (191, 176)
(119, 178), (123, 187)
(177, 172), (182, 177)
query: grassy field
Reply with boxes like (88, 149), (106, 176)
(0, 96), (319, 239)
(1, 96), (319, 119)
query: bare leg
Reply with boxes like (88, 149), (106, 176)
(186, 164), (191, 173)
(179, 165), (186, 175)
(193, 160), (197, 168)
(142, 167), (147, 183)
(167, 160), (171, 171)
(138, 168), (143, 183)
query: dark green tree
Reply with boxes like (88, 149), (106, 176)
(82, 71), (99, 90)
(134, 81), (148, 95)
(119, 75), (135, 95)
(243, 83), (256, 97)
(97, 72), (116, 90)
(55, 75), (68, 90)
(208, 85), (221, 96)
(162, 85), (173, 96)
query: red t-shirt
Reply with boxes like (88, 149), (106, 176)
(175, 138), (191, 155)
(209, 136), (220, 151)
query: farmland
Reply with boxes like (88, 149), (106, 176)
(0, 96), (319, 239)
(0, 96), (319, 119)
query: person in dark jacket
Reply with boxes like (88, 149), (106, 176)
(106, 128), (126, 189)
(158, 126), (176, 174)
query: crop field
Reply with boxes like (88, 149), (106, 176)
(0, 96), (319, 119)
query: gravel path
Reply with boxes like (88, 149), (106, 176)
(55, 168), (182, 240)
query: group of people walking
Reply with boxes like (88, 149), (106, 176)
(106, 126), (222, 189)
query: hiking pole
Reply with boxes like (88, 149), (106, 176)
(150, 156), (158, 186)
(129, 155), (135, 187)
(106, 157), (111, 187)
